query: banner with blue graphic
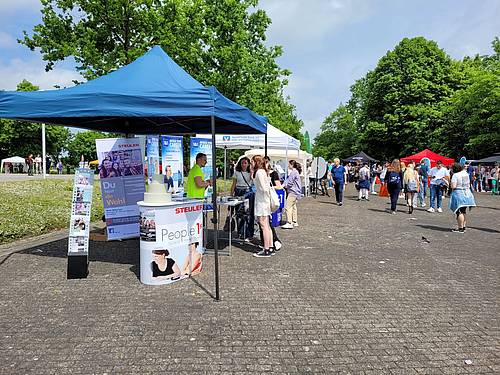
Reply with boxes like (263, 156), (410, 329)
(161, 135), (184, 194)
(190, 137), (213, 181)
(146, 135), (160, 183)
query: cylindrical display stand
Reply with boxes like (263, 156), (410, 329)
(138, 200), (204, 285)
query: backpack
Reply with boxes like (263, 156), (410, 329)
(388, 172), (401, 186)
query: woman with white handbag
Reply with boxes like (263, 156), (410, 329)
(251, 155), (275, 257)
(282, 160), (302, 229)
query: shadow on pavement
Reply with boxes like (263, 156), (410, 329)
(415, 224), (451, 232)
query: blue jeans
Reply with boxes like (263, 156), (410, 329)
(417, 181), (425, 205)
(422, 179), (427, 198)
(429, 184), (442, 209)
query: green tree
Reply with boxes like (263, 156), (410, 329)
(0, 80), (70, 160)
(313, 105), (359, 161)
(66, 131), (115, 166)
(440, 39), (500, 158)
(20, 0), (302, 138)
(361, 37), (462, 159)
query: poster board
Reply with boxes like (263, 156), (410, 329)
(96, 137), (145, 240)
(146, 135), (160, 183)
(139, 201), (204, 285)
(161, 135), (184, 194)
(67, 168), (94, 255)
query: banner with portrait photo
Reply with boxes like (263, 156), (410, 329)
(190, 137), (213, 202)
(139, 201), (204, 285)
(161, 135), (184, 194)
(96, 137), (146, 240)
(68, 168), (94, 255)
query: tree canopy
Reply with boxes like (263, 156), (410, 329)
(20, 0), (303, 141)
(0, 80), (70, 161)
(314, 36), (500, 161)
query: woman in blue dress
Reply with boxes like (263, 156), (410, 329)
(449, 163), (476, 233)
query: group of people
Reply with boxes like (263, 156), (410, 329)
(186, 152), (303, 258)
(99, 150), (143, 178)
(13, 154), (62, 175)
(324, 157), (499, 233)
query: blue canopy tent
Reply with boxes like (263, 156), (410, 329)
(0, 45), (267, 135)
(0, 46), (268, 299)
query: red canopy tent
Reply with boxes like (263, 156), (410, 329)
(400, 149), (454, 167)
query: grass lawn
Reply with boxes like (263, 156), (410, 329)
(0, 177), (234, 245)
(0, 179), (104, 245)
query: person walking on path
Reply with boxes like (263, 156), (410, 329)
(427, 160), (450, 213)
(282, 160), (302, 229)
(26, 154), (34, 176)
(386, 159), (403, 214)
(419, 160), (429, 204)
(252, 155), (274, 257)
(57, 160), (63, 175)
(331, 158), (347, 206)
(403, 161), (419, 214)
(357, 163), (370, 201)
(449, 162), (476, 233)
(34, 154), (42, 174)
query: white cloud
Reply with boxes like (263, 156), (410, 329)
(0, 31), (16, 48)
(260, 0), (373, 47)
(0, 58), (81, 91)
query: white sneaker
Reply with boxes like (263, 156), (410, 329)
(421, 202), (426, 207)
(281, 223), (293, 229)
(371, 192), (378, 195)
(293, 222), (299, 227)
(437, 207), (443, 213)
(427, 207), (435, 213)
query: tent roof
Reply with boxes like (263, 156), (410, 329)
(400, 149), (454, 166)
(1, 156), (26, 164)
(0, 46), (267, 135)
(471, 153), (500, 165)
(244, 148), (312, 160)
(196, 124), (300, 150)
(342, 151), (378, 163)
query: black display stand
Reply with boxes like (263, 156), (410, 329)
(67, 255), (89, 279)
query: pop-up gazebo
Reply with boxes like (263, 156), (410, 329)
(0, 45), (268, 300)
(401, 149), (454, 167)
(0, 156), (26, 173)
(342, 151), (378, 164)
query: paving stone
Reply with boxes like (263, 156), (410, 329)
(0, 187), (498, 374)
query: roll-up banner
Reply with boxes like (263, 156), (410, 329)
(161, 135), (184, 194)
(190, 137), (213, 198)
(96, 138), (145, 240)
(146, 135), (160, 183)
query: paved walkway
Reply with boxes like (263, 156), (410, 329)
(0, 173), (74, 182)
(0, 187), (499, 374)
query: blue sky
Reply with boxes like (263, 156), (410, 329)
(1, 0), (499, 137)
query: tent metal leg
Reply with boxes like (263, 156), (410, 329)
(211, 115), (220, 301)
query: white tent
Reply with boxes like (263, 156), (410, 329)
(197, 123), (300, 151)
(1, 156), (26, 173)
(197, 123), (302, 192)
(244, 148), (313, 195)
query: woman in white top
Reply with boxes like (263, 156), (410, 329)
(449, 163), (476, 233)
(251, 155), (273, 257)
(403, 161), (419, 214)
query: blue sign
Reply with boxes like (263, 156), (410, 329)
(161, 135), (184, 193)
